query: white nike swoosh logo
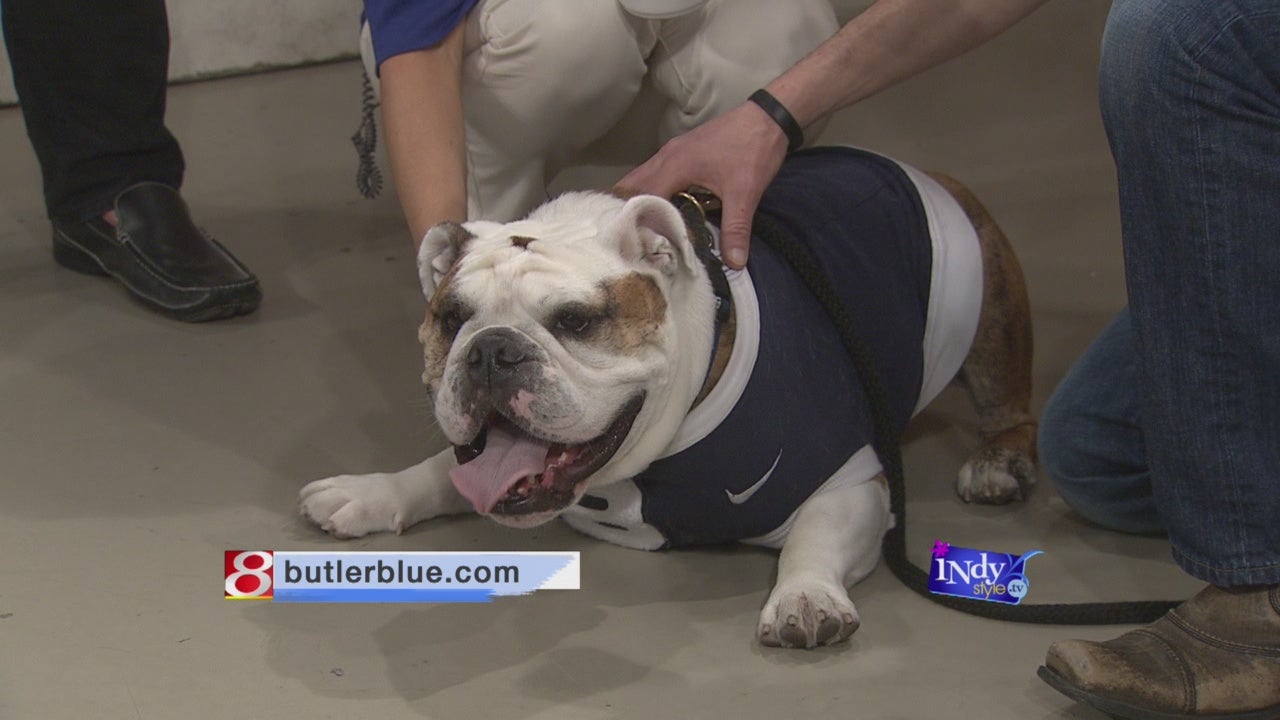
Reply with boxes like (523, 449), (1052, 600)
(725, 449), (783, 505)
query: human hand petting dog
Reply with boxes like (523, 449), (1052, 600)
(614, 98), (790, 270)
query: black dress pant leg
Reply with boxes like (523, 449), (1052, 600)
(2, 0), (185, 221)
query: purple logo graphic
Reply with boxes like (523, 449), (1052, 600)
(931, 540), (951, 559)
(927, 541), (1042, 605)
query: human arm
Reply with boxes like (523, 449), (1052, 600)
(614, 0), (1052, 268)
(378, 21), (468, 246)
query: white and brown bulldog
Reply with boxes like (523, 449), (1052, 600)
(300, 146), (1037, 649)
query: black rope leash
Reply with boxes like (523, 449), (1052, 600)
(352, 68), (384, 200)
(742, 206), (1181, 625)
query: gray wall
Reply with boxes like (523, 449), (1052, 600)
(0, 0), (361, 105)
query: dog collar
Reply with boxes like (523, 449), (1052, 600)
(672, 190), (734, 404)
(671, 189), (733, 328)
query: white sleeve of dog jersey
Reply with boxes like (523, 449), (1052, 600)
(896, 163), (985, 416)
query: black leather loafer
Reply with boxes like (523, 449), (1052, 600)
(51, 182), (262, 322)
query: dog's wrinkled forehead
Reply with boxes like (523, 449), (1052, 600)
(463, 220), (606, 279)
(431, 221), (623, 307)
(480, 218), (598, 247)
(422, 226), (597, 300)
(417, 192), (699, 304)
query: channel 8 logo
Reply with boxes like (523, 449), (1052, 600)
(225, 550), (274, 599)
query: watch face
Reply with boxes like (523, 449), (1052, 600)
(617, 0), (707, 19)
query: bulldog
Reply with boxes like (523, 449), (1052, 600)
(299, 146), (1037, 649)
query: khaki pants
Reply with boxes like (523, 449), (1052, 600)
(362, 0), (838, 221)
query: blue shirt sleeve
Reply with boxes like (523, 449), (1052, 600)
(364, 0), (481, 72)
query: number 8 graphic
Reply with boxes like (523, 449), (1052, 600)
(226, 551), (274, 597)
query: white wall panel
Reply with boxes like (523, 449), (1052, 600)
(0, 0), (360, 104)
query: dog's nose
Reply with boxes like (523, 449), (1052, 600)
(466, 329), (531, 385)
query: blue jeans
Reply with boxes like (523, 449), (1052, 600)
(1040, 0), (1280, 587)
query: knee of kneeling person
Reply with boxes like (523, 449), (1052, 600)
(1038, 404), (1165, 537)
(474, 1), (647, 96)
(1099, 0), (1264, 124)
(1038, 382), (1100, 491)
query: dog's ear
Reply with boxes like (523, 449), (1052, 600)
(606, 195), (699, 278)
(418, 221), (475, 298)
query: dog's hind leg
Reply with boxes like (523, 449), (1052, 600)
(929, 173), (1038, 505)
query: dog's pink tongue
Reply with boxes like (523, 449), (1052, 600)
(449, 424), (551, 514)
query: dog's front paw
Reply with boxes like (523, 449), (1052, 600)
(758, 580), (861, 649)
(299, 474), (408, 539)
(956, 447), (1034, 505)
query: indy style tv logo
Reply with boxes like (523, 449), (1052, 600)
(928, 540), (1042, 605)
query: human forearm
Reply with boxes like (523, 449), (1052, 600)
(379, 23), (467, 246)
(766, 0), (1052, 130)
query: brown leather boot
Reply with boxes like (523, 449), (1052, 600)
(1038, 584), (1280, 719)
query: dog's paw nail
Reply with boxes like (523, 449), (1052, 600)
(785, 615), (800, 627)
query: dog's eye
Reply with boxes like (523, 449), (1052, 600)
(438, 308), (467, 338)
(554, 312), (592, 335)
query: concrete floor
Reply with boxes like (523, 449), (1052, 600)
(0, 3), (1205, 718)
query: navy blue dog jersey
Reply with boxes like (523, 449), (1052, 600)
(562, 147), (982, 550)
